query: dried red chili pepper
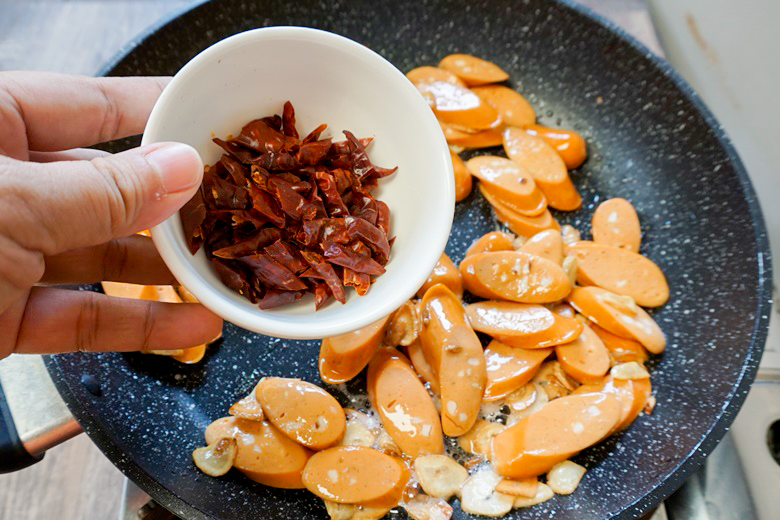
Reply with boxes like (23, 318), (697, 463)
(182, 102), (396, 310)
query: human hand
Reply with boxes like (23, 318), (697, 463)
(0, 72), (223, 359)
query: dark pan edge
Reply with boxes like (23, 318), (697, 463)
(555, 0), (773, 516)
(49, 0), (772, 519)
(94, 0), (211, 77)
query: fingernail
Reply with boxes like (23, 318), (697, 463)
(145, 143), (203, 194)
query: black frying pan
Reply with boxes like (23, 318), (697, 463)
(36, 0), (771, 518)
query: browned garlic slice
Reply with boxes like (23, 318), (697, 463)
(413, 454), (469, 499)
(192, 437), (237, 477)
(512, 482), (554, 508)
(547, 460), (586, 495)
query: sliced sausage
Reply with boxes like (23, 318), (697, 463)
(466, 231), (516, 257)
(417, 81), (500, 129)
(591, 198), (641, 252)
(472, 85), (535, 128)
(503, 126), (581, 211)
(302, 446), (408, 507)
(483, 188), (560, 237)
(405, 338), (440, 394)
(519, 229), (564, 265)
(406, 66), (466, 88)
(420, 284), (486, 436)
(483, 340), (552, 401)
(568, 241), (668, 307)
(464, 300), (582, 348)
(367, 348), (444, 457)
(450, 150), (473, 202)
(590, 323), (649, 364)
(466, 156), (547, 216)
(574, 376), (652, 432)
(446, 125), (505, 149)
(257, 378), (346, 450)
(319, 316), (391, 384)
(438, 54), (510, 86)
(555, 323), (611, 384)
(417, 253), (463, 298)
(524, 125), (587, 169)
(567, 286), (666, 353)
(490, 392), (621, 478)
(205, 416), (312, 488)
(459, 251), (571, 303)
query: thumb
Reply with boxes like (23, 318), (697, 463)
(2, 142), (203, 255)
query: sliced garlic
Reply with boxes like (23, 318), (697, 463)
(506, 383), (549, 425)
(562, 255), (578, 286)
(376, 431), (402, 457)
(532, 361), (579, 401)
(513, 236), (527, 250)
(513, 482), (554, 508)
(561, 225), (581, 246)
(385, 301), (421, 347)
(413, 454), (469, 499)
(644, 394), (657, 415)
(547, 460), (586, 495)
(192, 437), (237, 477)
(495, 477), (538, 498)
(323, 500), (390, 520)
(459, 466), (515, 517)
(402, 494), (454, 520)
(600, 291), (639, 315)
(339, 411), (377, 448)
(610, 361), (651, 380)
(229, 384), (265, 421)
(459, 420), (504, 457)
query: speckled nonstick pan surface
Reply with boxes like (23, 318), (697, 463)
(43, 0), (771, 518)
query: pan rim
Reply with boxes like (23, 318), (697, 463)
(47, 0), (772, 519)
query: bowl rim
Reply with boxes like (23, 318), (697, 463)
(143, 26), (454, 339)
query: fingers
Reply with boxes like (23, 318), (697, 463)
(0, 73), (169, 158)
(0, 142), (202, 256)
(29, 148), (110, 163)
(42, 235), (176, 285)
(13, 287), (223, 355)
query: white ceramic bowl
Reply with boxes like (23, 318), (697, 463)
(144, 27), (454, 339)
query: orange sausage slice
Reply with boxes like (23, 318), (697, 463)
(257, 378), (346, 450)
(464, 301), (582, 348)
(205, 417), (312, 488)
(417, 81), (500, 129)
(555, 323), (611, 384)
(451, 150), (472, 202)
(590, 323), (649, 364)
(519, 229), (564, 265)
(406, 66), (466, 88)
(491, 392), (621, 478)
(574, 376), (651, 432)
(445, 125), (505, 149)
(472, 86), (535, 128)
(302, 446), (408, 507)
(591, 198), (641, 252)
(459, 251), (571, 303)
(417, 253), (463, 298)
(438, 54), (510, 86)
(420, 284), (486, 436)
(465, 231), (516, 257)
(406, 338), (440, 394)
(319, 316), (391, 384)
(567, 286), (666, 354)
(483, 340), (552, 401)
(567, 241), (669, 307)
(484, 190), (560, 237)
(101, 282), (208, 363)
(367, 348), (444, 457)
(524, 125), (587, 169)
(503, 126), (581, 211)
(466, 156), (547, 216)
